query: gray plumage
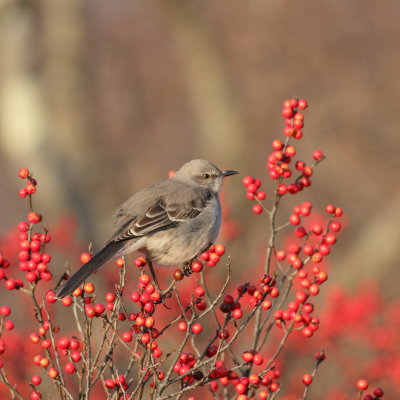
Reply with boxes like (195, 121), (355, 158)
(56, 159), (238, 298)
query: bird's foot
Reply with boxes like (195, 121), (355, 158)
(182, 262), (193, 277)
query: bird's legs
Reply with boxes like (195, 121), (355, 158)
(182, 260), (193, 276)
(147, 259), (172, 300)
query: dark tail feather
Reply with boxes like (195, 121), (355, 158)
(56, 241), (124, 298)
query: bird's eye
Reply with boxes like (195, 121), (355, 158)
(203, 173), (211, 179)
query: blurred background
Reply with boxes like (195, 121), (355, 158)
(1, 0), (400, 397)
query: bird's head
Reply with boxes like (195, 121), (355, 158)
(171, 159), (238, 193)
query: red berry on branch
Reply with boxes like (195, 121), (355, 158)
(122, 332), (132, 342)
(5, 279), (16, 290)
(356, 379), (368, 391)
(325, 204), (335, 214)
(281, 107), (294, 118)
(289, 214), (300, 225)
(64, 363), (76, 374)
(298, 99), (308, 110)
(194, 286), (205, 297)
(178, 321), (187, 331)
(191, 323), (203, 334)
(31, 375), (41, 385)
(302, 374), (313, 385)
(191, 261), (203, 273)
(26, 185), (36, 195)
(257, 191), (266, 200)
(313, 150), (324, 161)
(253, 353), (263, 365)
(18, 168), (30, 179)
(252, 204), (263, 215)
(80, 253), (91, 263)
(83, 283), (95, 294)
(242, 176), (254, 187)
(28, 212), (42, 224)
(48, 368), (59, 379)
(272, 140), (284, 150)
(242, 351), (254, 363)
(285, 145), (296, 157)
(173, 269), (184, 280)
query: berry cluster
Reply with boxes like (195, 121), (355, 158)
(243, 98), (326, 216)
(0, 99), (388, 399)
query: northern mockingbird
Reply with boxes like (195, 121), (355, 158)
(56, 159), (238, 298)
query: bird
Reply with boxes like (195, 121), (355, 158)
(56, 159), (238, 298)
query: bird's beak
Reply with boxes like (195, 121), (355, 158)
(221, 170), (239, 177)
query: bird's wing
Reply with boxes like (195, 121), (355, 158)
(112, 185), (212, 242)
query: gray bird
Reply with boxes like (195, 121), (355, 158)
(56, 159), (238, 298)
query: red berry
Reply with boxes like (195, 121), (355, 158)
(31, 375), (41, 385)
(191, 323), (203, 334)
(5, 279), (16, 290)
(298, 99), (308, 110)
(285, 145), (296, 157)
(270, 288), (279, 298)
(105, 292), (115, 303)
(309, 284), (320, 296)
(4, 320), (14, 330)
(214, 244), (226, 256)
(302, 327), (313, 337)
(312, 150), (324, 161)
(94, 303), (105, 315)
(83, 283), (95, 294)
(356, 379), (368, 391)
(64, 362), (75, 374)
(325, 204), (335, 214)
(272, 140), (284, 150)
(242, 176), (254, 187)
(253, 353), (263, 365)
(71, 351), (81, 362)
(122, 332), (132, 342)
(235, 383), (247, 395)
(252, 204), (263, 215)
(289, 98), (298, 108)
(262, 300), (272, 310)
(173, 269), (184, 280)
(139, 274), (151, 285)
(26, 184), (36, 195)
(194, 286), (205, 297)
(178, 321), (187, 331)
(289, 214), (300, 225)
(31, 392), (42, 400)
(48, 368), (59, 379)
(302, 374), (313, 385)
(0, 306), (11, 316)
(232, 308), (243, 319)
(247, 183), (258, 194)
(80, 253), (91, 263)
(18, 168), (30, 179)
(281, 107), (294, 118)
(242, 351), (253, 363)
(335, 207), (343, 217)
(28, 212), (42, 224)
(105, 379), (115, 389)
(191, 261), (203, 273)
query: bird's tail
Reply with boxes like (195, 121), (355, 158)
(56, 241), (124, 298)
